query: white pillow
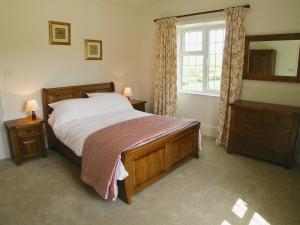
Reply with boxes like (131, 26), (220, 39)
(85, 93), (133, 115)
(86, 92), (107, 97)
(48, 98), (83, 109)
(48, 98), (87, 128)
(48, 93), (133, 128)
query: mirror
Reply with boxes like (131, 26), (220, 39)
(243, 33), (300, 83)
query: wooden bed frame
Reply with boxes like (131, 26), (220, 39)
(42, 82), (200, 204)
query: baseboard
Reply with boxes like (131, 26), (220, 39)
(201, 124), (217, 137)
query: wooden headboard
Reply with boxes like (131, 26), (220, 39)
(42, 82), (115, 122)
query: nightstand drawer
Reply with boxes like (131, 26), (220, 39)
(16, 125), (40, 137)
(129, 99), (146, 112)
(18, 135), (42, 158)
(133, 103), (145, 112)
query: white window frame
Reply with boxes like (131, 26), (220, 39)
(177, 22), (225, 96)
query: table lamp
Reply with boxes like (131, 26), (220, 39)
(25, 99), (39, 120)
(123, 87), (133, 100)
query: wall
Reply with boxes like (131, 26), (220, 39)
(138, 0), (300, 139)
(0, 0), (142, 159)
(0, 81), (7, 159)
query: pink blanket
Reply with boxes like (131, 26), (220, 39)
(81, 115), (200, 200)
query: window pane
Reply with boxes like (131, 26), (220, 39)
(216, 29), (225, 42)
(184, 31), (202, 51)
(209, 44), (216, 54)
(208, 27), (225, 91)
(181, 55), (204, 91)
(210, 30), (216, 42)
(196, 56), (202, 65)
(216, 43), (224, 54)
(178, 23), (225, 94)
(189, 55), (196, 65)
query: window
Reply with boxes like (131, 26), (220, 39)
(177, 21), (225, 95)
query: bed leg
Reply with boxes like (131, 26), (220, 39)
(117, 180), (132, 204)
(194, 151), (200, 159)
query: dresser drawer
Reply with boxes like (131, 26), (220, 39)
(16, 125), (40, 137)
(262, 113), (293, 129)
(234, 109), (293, 141)
(236, 108), (262, 120)
(230, 132), (288, 164)
(235, 122), (291, 142)
(235, 109), (293, 128)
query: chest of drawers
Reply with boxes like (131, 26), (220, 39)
(227, 100), (300, 168)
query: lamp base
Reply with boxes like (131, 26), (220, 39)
(31, 111), (37, 120)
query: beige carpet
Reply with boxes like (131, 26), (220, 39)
(0, 137), (299, 225)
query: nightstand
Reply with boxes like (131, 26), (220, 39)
(129, 99), (146, 112)
(5, 118), (46, 165)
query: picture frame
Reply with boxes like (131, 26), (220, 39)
(85, 39), (102, 60)
(49, 21), (71, 45)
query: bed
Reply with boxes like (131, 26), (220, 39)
(42, 82), (200, 204)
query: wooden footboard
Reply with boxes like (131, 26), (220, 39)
(118, 122), (200, 204)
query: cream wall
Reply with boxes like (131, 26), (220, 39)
(0, 90), (7, 159)
(138, 0), (300, 161)
(0, 0), (142, 159)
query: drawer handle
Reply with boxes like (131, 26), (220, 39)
(24, 140), (36, 145)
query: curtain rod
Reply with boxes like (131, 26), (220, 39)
(153, 4), (250, 22)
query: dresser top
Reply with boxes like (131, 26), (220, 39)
(5, 118), (44, 128)
(230, 100), (300, 116)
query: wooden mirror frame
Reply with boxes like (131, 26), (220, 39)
(243, 33), (300, 83)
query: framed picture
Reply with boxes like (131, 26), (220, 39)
(49, 21), (71, 45)
(85, 39), (102, 60)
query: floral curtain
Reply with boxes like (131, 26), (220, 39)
(154, 17), (177, 116)
(216, 7), (247, 146)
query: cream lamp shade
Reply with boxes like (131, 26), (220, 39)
(123, 87), (133, 98)
(25, 99), (39, 120)
(25, 100), (39, 112)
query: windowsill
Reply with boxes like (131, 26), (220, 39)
(178, 90), (220, 97)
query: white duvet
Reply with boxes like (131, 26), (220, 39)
(48, 93), (151, 181)
(50, 109), (150, 180)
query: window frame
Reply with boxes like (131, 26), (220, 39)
(177, 22), (225, 96)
